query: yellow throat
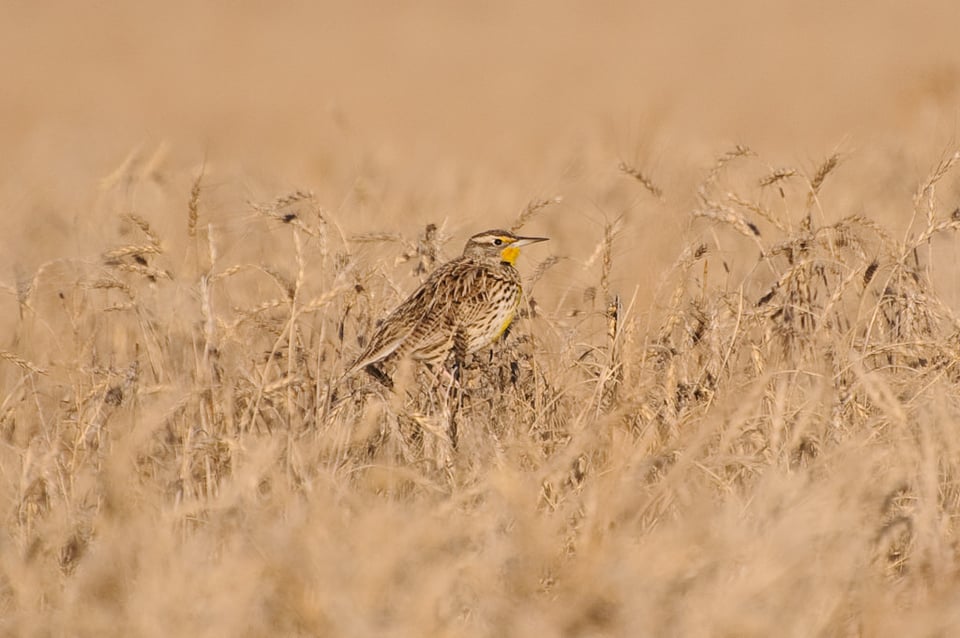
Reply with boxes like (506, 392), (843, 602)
(500, 245), (521, 265)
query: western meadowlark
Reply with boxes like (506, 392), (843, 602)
(350, 229), (548, 385)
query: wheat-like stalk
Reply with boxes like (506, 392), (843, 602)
(618, 161), (664, 199)
(187, 168), (203, 238)
(806, 152), (842, 207)
(511, 196), (562, 233)
(759, 168), (798, 187)
(0, 350), (45, 374)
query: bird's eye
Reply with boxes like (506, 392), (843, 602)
(493, 238), (503, 246)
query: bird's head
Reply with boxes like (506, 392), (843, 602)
(462, 229), (549, 265)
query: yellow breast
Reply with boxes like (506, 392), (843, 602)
(495, 307), (517, 340)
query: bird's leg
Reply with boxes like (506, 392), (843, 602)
(444, 330), (470, 449)
(439, 359), (462, 449)
(453, 329), (469, 376)
(445, 364), (460, 449)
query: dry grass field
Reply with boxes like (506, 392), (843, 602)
(3, 1), (960, 636)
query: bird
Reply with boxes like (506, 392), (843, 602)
(349, 229), (548, 386)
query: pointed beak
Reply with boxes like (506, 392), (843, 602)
(511, 236), (549, 247)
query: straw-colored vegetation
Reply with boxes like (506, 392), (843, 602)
(2, 139), (960, 636)
(4, 2), (960, 636)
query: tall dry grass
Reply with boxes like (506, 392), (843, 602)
(1, 139), (960, 636)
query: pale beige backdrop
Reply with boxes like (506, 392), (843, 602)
(1, 0), (958, 299)
(3, 4), (960, 636)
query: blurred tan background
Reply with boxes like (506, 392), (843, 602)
(1, 0), (959, 284)
(4, 4), (960, 634)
